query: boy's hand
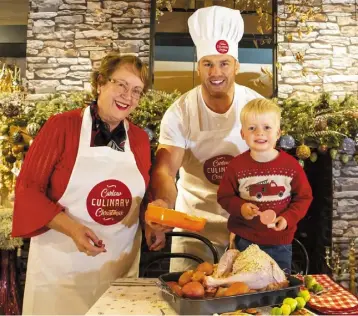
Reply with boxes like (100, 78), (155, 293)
(241, 203), (259, 220)
(271, 216), (287, 231)
(229, 232), (236, 249)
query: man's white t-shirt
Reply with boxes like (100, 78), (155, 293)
(159, 83), (264, 148)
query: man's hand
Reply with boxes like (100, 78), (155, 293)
(145, 224), (166, 251)
(241, 203), (259, 220)
(151, 199), (169, 208)
(146, 199), (174, 233)
(70, 224), (106, 256)
(271, 216), (288, 231)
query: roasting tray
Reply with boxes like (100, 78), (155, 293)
(158, 272), (303, 315)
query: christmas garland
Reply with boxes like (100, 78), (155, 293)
(278, 93), (358, 166)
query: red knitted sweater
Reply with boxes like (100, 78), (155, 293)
(12, 108), (151, 238)
(218, 150), (313, 245)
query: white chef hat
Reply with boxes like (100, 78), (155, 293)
(188, 6), (244, 61)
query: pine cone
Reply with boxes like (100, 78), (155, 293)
(5, 155), (16, 164)
(314, 118), (327, 131)
(3, 104), (20, 118)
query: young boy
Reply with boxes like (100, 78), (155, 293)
(217, 98), (313, 273)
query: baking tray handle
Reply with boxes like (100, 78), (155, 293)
(156, 280), (177, 302)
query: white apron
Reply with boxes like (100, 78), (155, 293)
(23, 107), (146, 315)
(171, 85), (249, 271)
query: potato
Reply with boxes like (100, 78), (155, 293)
(166, 281), (183, 297)
(224, 282), (250, 296)
(182, 281), (205, 298)
(245, 308), (258, 314)
(214, 287), (227, 297)
(196, 262), (214, 276)
(178, 270), (194, 287)
(191, 271), (206, 283)
(205, 288), (217, 298)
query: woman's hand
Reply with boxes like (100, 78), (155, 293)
(146, 199), (174, 233)
(145, 224), (166, 251)
(48, 212), (106, 256)
(70, 224), (107, 256)
(241, 203), (259, 220)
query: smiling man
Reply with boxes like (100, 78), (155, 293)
(149, 6), (264, 271)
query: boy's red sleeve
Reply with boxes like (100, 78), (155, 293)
(217, 163), (246, 218)
(281, 162), (313, 228)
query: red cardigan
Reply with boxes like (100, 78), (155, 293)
(12, 108), (151, 238)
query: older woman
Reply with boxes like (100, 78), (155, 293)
(12, 53), (164, 315)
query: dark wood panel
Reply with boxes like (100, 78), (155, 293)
(0, 43), (27, 57)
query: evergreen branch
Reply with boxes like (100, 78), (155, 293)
(307, 130), (348, 138)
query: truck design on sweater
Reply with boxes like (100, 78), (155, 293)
(245, 180), (285, 199)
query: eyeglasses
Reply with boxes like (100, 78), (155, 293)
(108, 78), (144, 100)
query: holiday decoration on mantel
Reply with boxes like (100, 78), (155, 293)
(278, 93), (358, 166)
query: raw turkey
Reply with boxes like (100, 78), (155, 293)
(205, 245), (288, 290)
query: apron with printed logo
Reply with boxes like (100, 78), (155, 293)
(171, 84), (249, 271)
(23, 107), (146, 315)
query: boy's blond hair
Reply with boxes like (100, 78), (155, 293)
(240, 98), (281, 126)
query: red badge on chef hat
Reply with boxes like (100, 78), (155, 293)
(203, 155), (234, 185)
(216, 40), (229, 54)
(86, 179), (132, 226)
(188, 7), (243, 61)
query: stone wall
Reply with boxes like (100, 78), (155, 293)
(25, 0), (151, 96)
(332, 158), (358, 290)
(277, 0), (358, 100)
